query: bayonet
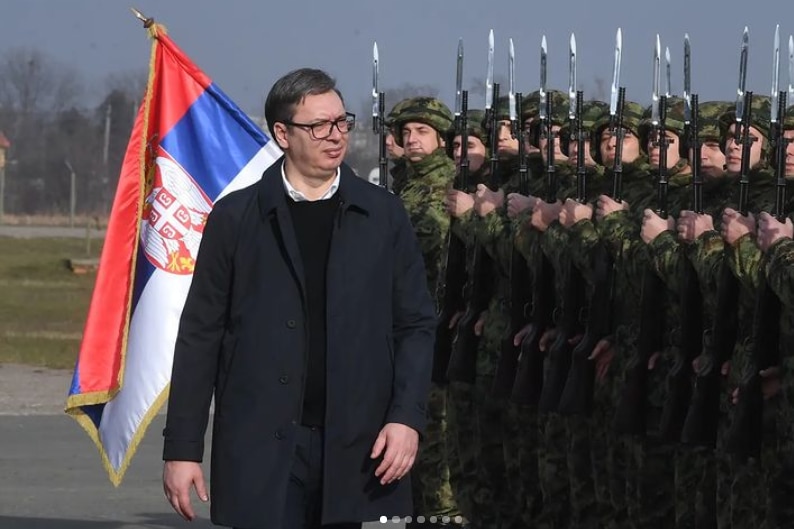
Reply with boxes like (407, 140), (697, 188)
(665, 46), (672, 97)
(736, 27), (749, 123)
(486, 29), (494, 110)
(540, 35), (548, 120)
(684, 34), (692, 123)
(610, 27), (623, 117)
(372, 42), (379, 131)
(509, 38), (516, 123)
(455, 38), (464, 120)
(771, 25), (780, 123)
(788, 35), (793, 99)
(652, 34), (661, 126)
(569, 33), (577, 120)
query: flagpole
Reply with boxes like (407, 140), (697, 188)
(130, 7), (155, 28)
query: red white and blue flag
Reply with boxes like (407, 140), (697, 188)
(64, 22), (281, 485)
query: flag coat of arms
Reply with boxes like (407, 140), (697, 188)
(64, 21), (281, 485)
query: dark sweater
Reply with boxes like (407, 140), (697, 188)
(286, 192), (340, 427)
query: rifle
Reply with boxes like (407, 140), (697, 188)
(445, 65), (500, 384)
(657, 90), (705, 443)
(432, 41), (468, 384)
(493, 88), (532, 397)
(681, 89), (755, 448)
(511, 35), (555, 405)
(726, 86), (788, 461)
(372, 43), (388, 190)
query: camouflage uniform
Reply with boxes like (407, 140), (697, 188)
(584, 101), (655, 529)
(619, 97), (693, 529)
(685, 97), (775, 529)
(392, 98), (463, 527)
(444, 108), (491, 525)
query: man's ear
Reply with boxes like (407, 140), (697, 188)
(273, 122), (289, 150)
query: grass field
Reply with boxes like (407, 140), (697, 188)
(0, 237), (102, 369)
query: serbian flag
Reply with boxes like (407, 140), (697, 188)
(64, 21), (282, 485)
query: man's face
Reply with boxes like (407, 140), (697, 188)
(784, 129), (794, 177)
(724, 124), (763, 174)
(567, 137), (596, 167)
(600, 127), (640, 165)
(647, 129), (682, 169)
(538, 125), (568, 163)
(385, 131), (404, 160)
(453, 134), (487, 174)
(497, 120), (519, 158)
(274, 91), (348, 178)
(402, 122), (442, 162)
(699, 139), (726, 179)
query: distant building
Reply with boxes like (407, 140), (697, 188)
(0, 131), (10, 169)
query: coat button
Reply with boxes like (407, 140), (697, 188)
(274, 429), (284, 440)
(286, 319), (296, 329)
(279, 375), (289, 384)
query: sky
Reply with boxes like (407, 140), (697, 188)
(1, 0), (794, 119)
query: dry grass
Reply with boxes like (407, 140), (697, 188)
(0, 237), (103, 369)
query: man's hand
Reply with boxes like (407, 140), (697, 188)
(677, 210), (714, 242)
(474, 184), (504, 217)
(756, 212), (794, 252)
(531, 201), (563, 232)
(641, 209), (675, 244)
(474, 311), (487, 336)
(371, 423), (419, 485)
(589, 338), (615, 383)
(507, 193), (536, 219)
(163, 461), (209, 521)
(721, 207), (755, 245)
(559, 198), (593, 228)
(595, 195), (629, 221)
(445, 190), (474, 218)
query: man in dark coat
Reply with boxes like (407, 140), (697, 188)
(162, 68), (436, 529)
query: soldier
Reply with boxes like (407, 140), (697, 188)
(390, 97), (464, 528)
(387, 98), (413, 196)
(443, 108), (491, 526)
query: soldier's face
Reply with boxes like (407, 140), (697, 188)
(784, 129), (794, 177)
(538, 125), (568, 163)
(402, 122), (442, 162)
(647, 129), (681, 169)
(497, 120), (519, 158)
(724, 124), (763, 174)
(600, 128), (640, 165)
(453, 135), (487, 173)
(699, 140), (726, 179)
(568, 138), (597, 167)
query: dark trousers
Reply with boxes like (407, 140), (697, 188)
(282, 425), (360, 529)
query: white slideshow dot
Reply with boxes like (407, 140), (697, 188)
(379, 515), (387, 523)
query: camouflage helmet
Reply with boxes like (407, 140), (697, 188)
(392, 96), (454, 147)
(386, 98), (413, 131)
(526, 90), (571, 148)
(521, 90), (541, 124)
(445, 108), (489, 159)
(591, 100), (646, 164)
(638, 96), (687, 155)
(697, 101), (733, 141)
(718, 95), (773, 152)
(559, 100), (609, 154)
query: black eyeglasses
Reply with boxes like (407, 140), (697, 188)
(282, 112), (356, 140)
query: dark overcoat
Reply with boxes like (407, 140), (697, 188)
(163, 157), (436, 528)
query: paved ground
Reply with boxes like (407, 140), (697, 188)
(0, 364), (403, 528)
(0, 225), (106, 239)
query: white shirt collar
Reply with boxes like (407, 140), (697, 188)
(281, 159), (340, 202)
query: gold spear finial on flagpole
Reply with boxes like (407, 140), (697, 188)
(130, 7), (154, 28)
